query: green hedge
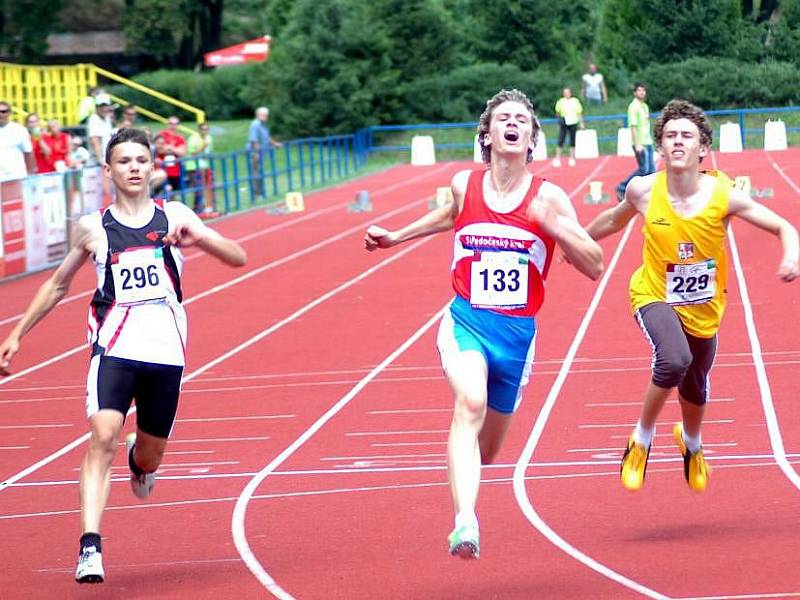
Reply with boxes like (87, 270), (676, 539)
(106, 64), (259, 122)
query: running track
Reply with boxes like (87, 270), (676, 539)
(1, 150), (799, 599)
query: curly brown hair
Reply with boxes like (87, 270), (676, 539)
(476, 89), (540, 164)
(653, 99), (713, 148)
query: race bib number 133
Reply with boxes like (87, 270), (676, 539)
(470, 251), (529, 308)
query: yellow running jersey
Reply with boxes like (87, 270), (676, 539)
(629, 170), (732, 338)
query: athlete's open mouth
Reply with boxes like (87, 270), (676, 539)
(504, 130), (519, 142)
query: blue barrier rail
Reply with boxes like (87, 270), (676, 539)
(163, 131), (370, 213)
(362, 106), (800, 155)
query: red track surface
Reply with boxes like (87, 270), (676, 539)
(1, 151), (799, 599)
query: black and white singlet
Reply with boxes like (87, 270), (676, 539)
(88, 200), (187, 366)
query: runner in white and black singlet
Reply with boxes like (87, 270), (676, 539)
(0, 128), (247, 585)
(364, 89), (604, 560)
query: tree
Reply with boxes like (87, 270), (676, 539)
(598, 0), (745, 71)
(0, 0), (66, 62)
(468, 0), (597, 71)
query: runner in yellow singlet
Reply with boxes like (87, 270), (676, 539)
(585, 99), (799, 493)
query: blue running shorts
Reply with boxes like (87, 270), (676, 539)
(436, 295), (537, 414)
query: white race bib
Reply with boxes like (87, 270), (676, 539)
(470, 251), (529, 308)
(111, 247), (169, 305)
(666, 260), (716, 305)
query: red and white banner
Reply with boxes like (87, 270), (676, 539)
(0, 180), (26, 278)
(22, 173), (68, 272)
(204, 36), (271, 67)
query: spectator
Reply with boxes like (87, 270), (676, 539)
(0, 100), (34, 182)
(117, 105), (138, 130)
(42, 119), (73, 172)
(152, 133), (181, 195)
(247, 106), (282, 199)
(87, 94), (114, 166)
(616, 83), (655, 202)
(185, 121), (214, 213)
(158, 116), (187, 192)
(77, 86), (103, 125)
(26, 113), (52, 174)
(552, 87), (584, 168)
(69, 136), (91, 169)
(581, 63), (608, 106)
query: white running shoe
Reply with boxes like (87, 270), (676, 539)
(126, 433), (155, 499)
(568, 157), (576, 167)
(75, 545), (104, 583)
(551, 158), (562, 167)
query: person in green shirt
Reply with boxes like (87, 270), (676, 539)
(552, 87), (584, 167)
(616, 82), (655, 202)
(184, 121), (214, 213)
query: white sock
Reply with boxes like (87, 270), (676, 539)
(455, 510), (478, 530)
(633, 422), (655, 447)
(682, 428), (702, 453)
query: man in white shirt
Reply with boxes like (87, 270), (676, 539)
(87, 94), (114, 166)
(0, 101), (35, 182)
(581, 63), (608, 106)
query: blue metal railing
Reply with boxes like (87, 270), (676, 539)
(362, 106), (800, 155)
(163, 131), (369, 212)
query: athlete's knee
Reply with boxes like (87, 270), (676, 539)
(87, 428), (119, 459)
(452, 392), (486, 425)
(653, 347), (692, 388)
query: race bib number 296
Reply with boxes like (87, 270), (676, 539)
(111, 248), (168, 305)
(470, 251), (529, 308)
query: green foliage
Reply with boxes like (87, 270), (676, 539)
(265, 0), (295, 37)
(123, 0), (192, 64)
(0, 0), (65, 61)
(400, 63), (576, 123)
(635, 57), (800, 110)
(599, 0), (745, 70)
(108, 64), (259, 121)
(468, 0), (598, 71)
(243, 0), (396, 136)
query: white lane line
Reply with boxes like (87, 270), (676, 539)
(677, 593), (800, 600)
(9, 455), (800, 524)
(344, 429), (448, 436)
(0, 237), (434, 494)
(513, 214), (671, 600)
(578, 419), (733, 429)
(0, 165), (454, 328)
(36, 557), (243, 574)
(231, 306), (448, 600)
(0, 423), (73, 429)
(585, 398), (735, 407)
(0, 191), (436, 389)
(167, 436), (271, 444)
(765, 149), (800, 195)
(367, 408), (451, 415)
(175, 415), (294, 423)
(0, 446), (30, 450)
(728, 222), (800, 491)
(320, 453), (446, 461)
(371, 442), (448, 447)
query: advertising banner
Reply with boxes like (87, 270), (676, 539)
(22, 173), (68, 272)
(0, 180), (26, 278)
(204, 36), (270, 67)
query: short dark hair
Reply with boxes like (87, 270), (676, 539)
(476, 89), (540, 164)
(105, 127), (152, 165)
(653, 99), (713, 148)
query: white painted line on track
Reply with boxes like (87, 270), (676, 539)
(0, 423), (73, 429)
(765, 149), (800, 196)
(231, 305), (448, 600)
(320, 453), (446, 461)
(0, 164), (455, 328)
(167, 436), (271, 444)
(728, 223), (800, 491)
(344, 429), (448, 436)
(175, 414), (294, 423)
(585, 398), (734, 407)
(371, 441), (448, 447)
(0, 446), (30, 450)
(367, 408), (451, 415)
(0, 190), (437, 389)
(578, 418), (733, 429)
(0, 236), (435, 494)
(513, 211), (671, 599)
(677, 593), (800, 600)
